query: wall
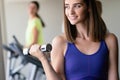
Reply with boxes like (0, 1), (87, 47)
(5, 0), (63, 44)
(101, 0), (120, 74)
(0, 17), (6, 80)
(0, 22), (5, 80)
(0, 0), (6, 79)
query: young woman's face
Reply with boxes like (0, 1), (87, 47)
(65, 0), (88, 25)
(28, 3), (38, 16)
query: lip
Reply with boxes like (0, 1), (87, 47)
(68, 16), (77, 20)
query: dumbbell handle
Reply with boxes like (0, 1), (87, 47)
(23, 44), (52, 55)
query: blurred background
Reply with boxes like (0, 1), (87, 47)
(0, 0), (120, 80)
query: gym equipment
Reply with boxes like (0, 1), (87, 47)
(23, 43), (52, 55)
(3, 35), (51, 80)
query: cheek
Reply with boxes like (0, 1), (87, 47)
(77, 9), (88, 18)
(65, 10), (69, 20)
(34, 8), (38, 13)
(28, 7), (33, 12)
(28, 9), (32, 14)
(28, 7), (37, 14)
(65, 10), (68, 17)
(33, 9), (36, 13)
(31, 9), (37, 14)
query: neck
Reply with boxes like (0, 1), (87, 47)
(29, 14), (36, 20)
(76, 21), (89, 40)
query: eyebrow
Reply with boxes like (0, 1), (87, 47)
(65, 2), (83, 6)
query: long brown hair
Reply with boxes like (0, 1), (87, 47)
(96, 0), (102, 16)
(30, 1), (45, 27)
(64, 0), (107, 43)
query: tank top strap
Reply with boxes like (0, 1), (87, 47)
(65, 42), (74, 56)
(67, 42), (73, 46)
(101, 40), (109, 52)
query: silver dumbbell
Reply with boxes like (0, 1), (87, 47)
(23, 44), (52, 55)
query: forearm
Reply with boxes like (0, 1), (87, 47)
(29, 41), (37, 47)
(108, 74), (119, 80)
(40, 57), (61, 80)
(108, 70), (119, 80)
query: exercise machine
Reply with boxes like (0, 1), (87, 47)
(3, 35), (52, 80)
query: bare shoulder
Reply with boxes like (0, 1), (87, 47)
(105, 33), (118, 50)
(52, 34), (67, 46)
(51, 34), (67, 55)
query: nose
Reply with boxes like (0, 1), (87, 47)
(69, 7), (75, 15)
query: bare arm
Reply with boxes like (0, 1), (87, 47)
(105, 33), (119, 80)
(30, 27), (39, 47)
(51, 35), (66, 80)
(40, 56), (61, 80)
(29, 35), (66, 80)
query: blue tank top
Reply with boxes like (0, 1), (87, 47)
(64, 41), (109, 80)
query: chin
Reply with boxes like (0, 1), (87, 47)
(69, 21), (78, 25)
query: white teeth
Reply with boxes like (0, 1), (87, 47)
(69, 16), (77, 20)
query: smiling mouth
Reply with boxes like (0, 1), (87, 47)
(69, 16), (77, 20)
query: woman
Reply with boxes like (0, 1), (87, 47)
(29, 0), (119, 80)
(25, 1), (45, 47)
